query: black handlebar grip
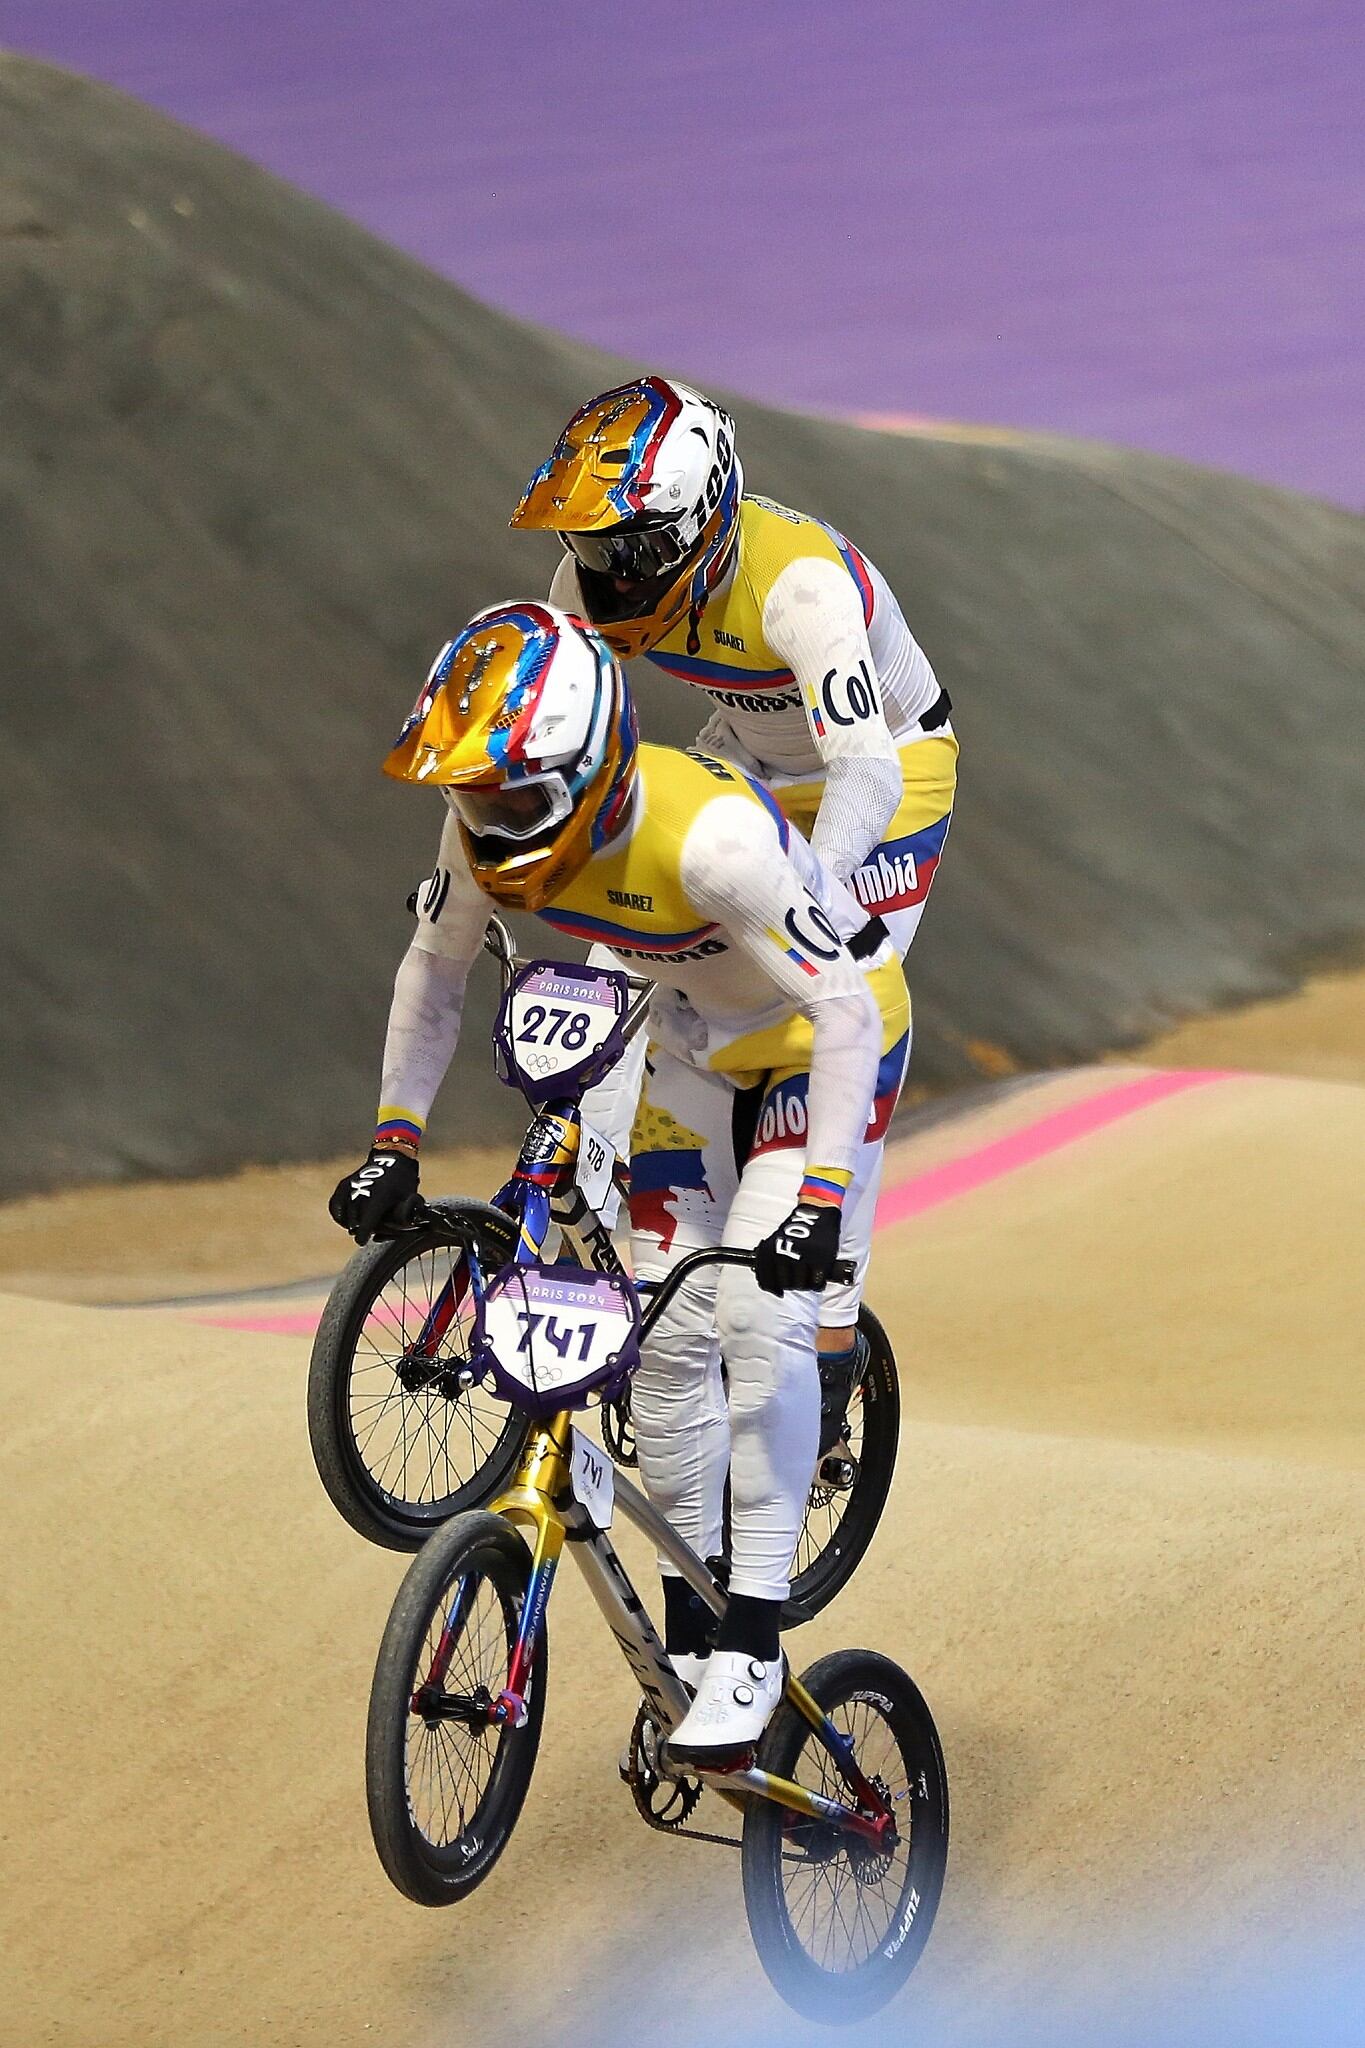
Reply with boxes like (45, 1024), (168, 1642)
(830, 1258), (857, 1285)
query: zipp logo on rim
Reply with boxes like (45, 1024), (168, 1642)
(882, 1886), (922, 1959)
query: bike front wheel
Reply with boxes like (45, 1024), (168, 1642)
(366, 1510), (546, 1906)
(307, 1198), (529, 1550)
(741, 1648), (948, 2022)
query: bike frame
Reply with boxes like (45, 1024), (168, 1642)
(477, 1408), (893, 1847)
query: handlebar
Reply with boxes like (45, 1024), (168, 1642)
(372, 1203), (855, 1303)
(374, 1196), (855, 1277)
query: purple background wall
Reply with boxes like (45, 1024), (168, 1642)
(5, 0), (1362, 504)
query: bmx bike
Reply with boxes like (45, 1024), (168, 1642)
(364, 1245), (948, 2022)
(309, 919), (901, 1625)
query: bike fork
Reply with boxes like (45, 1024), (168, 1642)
(486, 1416), (573, 1728)
(415, 1572), (481, 1700)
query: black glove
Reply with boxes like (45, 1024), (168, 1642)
(328, 1148), (420, 1244)
(753, 1201), (843, 1297)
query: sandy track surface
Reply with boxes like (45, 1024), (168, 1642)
(3, 1063), (1363, 2046)
(1135, 963), (1365, 1087)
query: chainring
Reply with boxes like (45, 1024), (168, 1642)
(625, 1705), (704, 1832)
(601, 1388), (638, 1468)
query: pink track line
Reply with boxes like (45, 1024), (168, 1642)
(199, 1307), (325, 1335)
(874, 1067), (1233, 1231)
(199, 1068), (1234, 1334)
(196, 1295), (406, 1336)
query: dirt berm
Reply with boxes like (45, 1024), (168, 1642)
(4, 52), (1365, 1192)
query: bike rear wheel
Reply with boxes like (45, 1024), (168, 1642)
(785, 1306), (900, 1623)
(307, 1198), (529, 1550)
(366, 1510), (546, 1905)
(741, 1648), (948, 2022)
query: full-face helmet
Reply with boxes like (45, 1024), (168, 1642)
(510, 376), (742, 658)
(384, 602), (637, 912)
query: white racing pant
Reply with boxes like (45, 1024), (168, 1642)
(625, 1044), (897, 1603)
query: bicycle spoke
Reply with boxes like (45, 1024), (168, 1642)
(343, 1240), (517, 1512)
(772, 1686), (921, 1980)
(404, 1573), (511, 1848)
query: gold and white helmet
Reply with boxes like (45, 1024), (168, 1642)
(510, 375), (742, 659)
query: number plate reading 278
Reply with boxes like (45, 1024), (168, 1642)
(477, 1264), (640, 1419)
(507, 967), (618, 1084)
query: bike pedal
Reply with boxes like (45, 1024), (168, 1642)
(664, 1740), (757, 1776)
(671, 1744), (757, 1777)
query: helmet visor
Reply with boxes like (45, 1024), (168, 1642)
(446, 772), (573, 845)
(563, 518), (690, 585)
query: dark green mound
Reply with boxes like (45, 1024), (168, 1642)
(3, 54), (1364, 1190)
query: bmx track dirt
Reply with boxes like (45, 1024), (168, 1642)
(4, 1011), (1363, 2046)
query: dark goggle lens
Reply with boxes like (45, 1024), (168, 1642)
(564, 523), (687, 583)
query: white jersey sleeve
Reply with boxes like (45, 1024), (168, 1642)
(761, 556), (902, 883)
(377, 810), (488, 1136)
(680, 796), (882, 1177)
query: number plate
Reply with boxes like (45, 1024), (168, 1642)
(575, 1117), (617, 1215)
(569, 1426), (615, 1530)
(477, 1264), (640, 1416)
(507, 968), (619, 1083)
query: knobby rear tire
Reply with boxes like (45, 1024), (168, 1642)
(366, 1511), (546, 1906)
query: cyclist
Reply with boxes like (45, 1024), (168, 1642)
(330, 602), (910, 1761)
(510, 375), (956, 1417)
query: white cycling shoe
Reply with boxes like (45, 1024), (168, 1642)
(663, 1650), (710, 1701)
(665, 1649), (785, 1765)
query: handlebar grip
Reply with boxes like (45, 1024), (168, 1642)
(371, 1198), (437, 1240)
(830, 1258), (857, 1286)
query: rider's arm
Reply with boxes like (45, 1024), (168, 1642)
(548, 553), (581, 606)
(682, 798), (883, 1199)
(761, 557), (901, 885)
(374, 812), (488, 1151)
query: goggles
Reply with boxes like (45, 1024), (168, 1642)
(444, 771), (574, 845)
(562, 517), (691, 586)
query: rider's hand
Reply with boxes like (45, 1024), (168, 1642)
(328, 1148), (420, 1244)
(753, 1201), (843, 1297)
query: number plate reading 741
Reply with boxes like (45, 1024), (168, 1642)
(478, 1265), (640, 1417)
